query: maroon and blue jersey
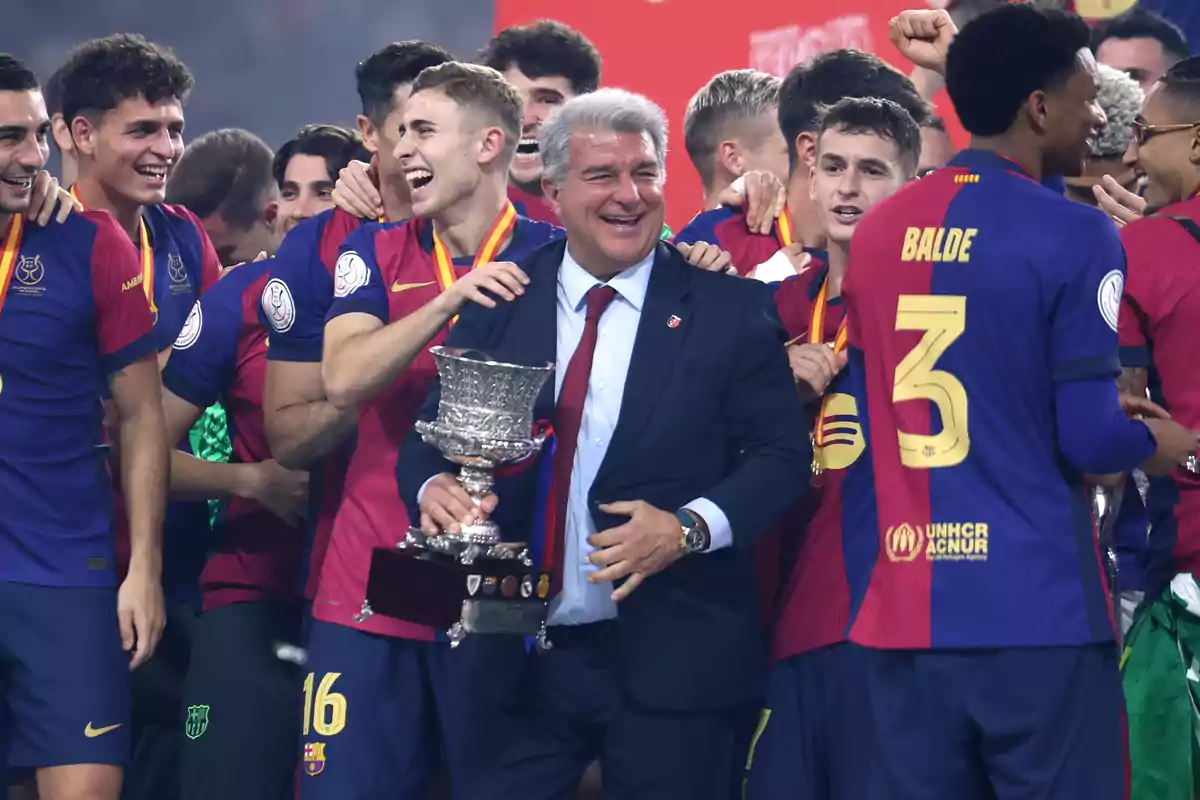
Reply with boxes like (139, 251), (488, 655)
(841, 149), (1122, 649)
(673, 206), (827, 277)
(163, 258), (306, 612)
(317, 214), (561, 638)
(110, 202), (222, 603)
(0, 211), (155, 586)
(1119, 198), (1200, 594)
(766, 265), (857, 661)
(258, 207), (368, 600)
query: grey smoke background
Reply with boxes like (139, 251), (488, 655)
(10, 0), (496, 158)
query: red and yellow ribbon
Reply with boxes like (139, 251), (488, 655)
(70, 186), (157, 318)
(774, 209), (795, 248)
(808, 276), (849, 482)
(431, 201), (518, 325)
(0, 214), (25, 395)
(0, 215), (25, 317)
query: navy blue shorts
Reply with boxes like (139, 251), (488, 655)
(296, 620), (467, 800)
(0, 582), (131, 769)
(744, 642), (870, 800)
(858, 644), (1128, 800)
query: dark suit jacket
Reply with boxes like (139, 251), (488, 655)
(397, 239), (811, 712)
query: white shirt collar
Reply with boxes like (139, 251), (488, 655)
(559, 244), (655, 313)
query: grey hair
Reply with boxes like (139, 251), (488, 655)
(683, 70), (780, 187)
(1093, 63), (1144, 158)
(539, 88), (668, 186)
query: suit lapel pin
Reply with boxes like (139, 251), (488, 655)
(667, 314), (681, 329)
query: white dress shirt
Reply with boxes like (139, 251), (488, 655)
(549, 246), (732, 627)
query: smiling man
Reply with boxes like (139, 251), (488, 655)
(479, 19), (602, 223)
(0, 53), (168, 800)
(397, 87), (810, 800)
(301, 62), (561, 800)
(56, 34), (222, 800)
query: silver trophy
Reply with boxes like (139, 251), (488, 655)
(405, 346), (554, 561)
(1091, 482), (1126, 647)
(362, 347), (554, 646)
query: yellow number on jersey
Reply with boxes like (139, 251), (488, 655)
(893, 295), (969, 469)
(302, 672), (347, 737)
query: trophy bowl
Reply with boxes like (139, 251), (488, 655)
(363, 347), (554, 645)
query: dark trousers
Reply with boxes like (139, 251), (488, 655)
(465, 622), (745, 800)
(180, 600), (303, 800)
(121, 601), (196, 800)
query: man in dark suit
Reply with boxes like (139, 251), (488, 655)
(397, 87), (811, 800)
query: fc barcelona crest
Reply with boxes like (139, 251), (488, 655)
(184, 705), (209, 740)
(303, 742), (327, 776)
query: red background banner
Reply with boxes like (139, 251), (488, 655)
(494, 0), (969, 229)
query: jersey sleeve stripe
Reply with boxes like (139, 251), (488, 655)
(99, 332), (156, 375)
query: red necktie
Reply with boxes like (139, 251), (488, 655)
(547, 284), (617, 598)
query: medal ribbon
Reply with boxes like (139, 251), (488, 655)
(0, 215), (25, 318)
(431, 201), (518, 325)
(808, 276), (850, 468)
(774, 210), (795, 248)
(69, 187), (156, 317)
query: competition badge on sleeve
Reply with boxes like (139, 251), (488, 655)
(363, 347), (553, 646)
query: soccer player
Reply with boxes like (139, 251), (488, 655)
(55, 33), (222, 800)
(683, 69), (788, 210)
(1120, 57), (1200, 587)
(674, 50), (930, 277)
(840, 6), (1200, 798)
(259, 41), (451, 622)
(304, 61), (561, 799)
(158, 254), (309, 800)
(0, 53), (168, 800)
(479, 19), (602, 223)
(334, 21), (604, 228)
(167, 128), (279, 265)
(744, 96), (921, 800)
(273, 124), (369, 234)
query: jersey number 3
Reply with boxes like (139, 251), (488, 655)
(894, 294), (969, 469)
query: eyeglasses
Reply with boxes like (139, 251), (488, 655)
(1131, 118), (1200, 146)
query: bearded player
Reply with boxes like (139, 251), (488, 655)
(744, 97), (921, 800)
(841, 6), (1200, 798)
(0, 54), (168, 800)
(299, 62), (561, 799)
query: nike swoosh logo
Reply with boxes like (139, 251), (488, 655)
(85, 722), (122, 738)
(391, 281), (435, 293)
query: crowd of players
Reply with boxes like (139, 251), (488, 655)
(1, 3), (1199, 800)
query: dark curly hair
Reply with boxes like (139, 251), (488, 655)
(479, 20), (601, 95)
(57, 33), (194, 123)
(356, 40), (452, 125)
(947, 4), (1090, 137)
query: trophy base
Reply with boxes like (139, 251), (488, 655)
(364, 531), (551, 645)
